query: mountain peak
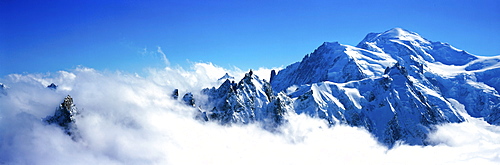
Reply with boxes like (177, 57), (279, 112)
(218, 73), (235, 81)
(380, 28), (414, 37)
(44, 95), (79, 138)
(358, 28), (430, 47)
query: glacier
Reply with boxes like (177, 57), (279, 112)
(196, 28), (500, 147)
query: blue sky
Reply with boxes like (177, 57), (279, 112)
(1, 0), (499, 77)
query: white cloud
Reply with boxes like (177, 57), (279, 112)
(252, 67), (282, 82)
(157, 46), (170, 66)
(0, 64), (499, 164)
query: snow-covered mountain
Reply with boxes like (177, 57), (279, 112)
(200, 28), (500, 147)
(200, 71), (291, 128)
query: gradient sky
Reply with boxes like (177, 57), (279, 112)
(1, 0), (499, 77)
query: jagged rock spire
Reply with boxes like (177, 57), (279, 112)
(62, 95), (73, 111)
(270, 70), (276, 83)
(44, 95), (79, 138)
(172, 89), (179, 100)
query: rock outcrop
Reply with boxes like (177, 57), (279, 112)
(44, 95), (79, 139)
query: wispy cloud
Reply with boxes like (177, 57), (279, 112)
(157, 46), (170, 67)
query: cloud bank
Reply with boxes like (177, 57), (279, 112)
(0, 63), (499, 165)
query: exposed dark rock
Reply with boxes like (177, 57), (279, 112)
(182, 92), (195, 106)
(44, 95), (79, 139)
(270, 70), (276, 83)
(0, 83), (6, 96)
(47, 83), (58, 90)
(171, 89), (179, 100)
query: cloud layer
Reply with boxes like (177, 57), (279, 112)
(0, 63), (499, 165)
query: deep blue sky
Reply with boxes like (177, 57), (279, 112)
(1, 0), (499, 76)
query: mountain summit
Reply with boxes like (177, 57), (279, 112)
(196, 28), (500, 147)
(357, 28), (477, 65)
(359, 28), (430, 44)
